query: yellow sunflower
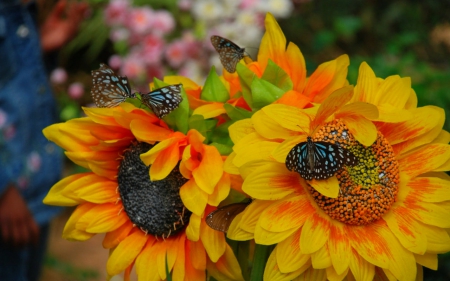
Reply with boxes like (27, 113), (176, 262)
(43, 103), (244, 281)
(225, 62), (450, 280)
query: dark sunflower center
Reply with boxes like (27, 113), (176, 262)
(308, 120), (399, 225)
(117, 142), (190, 238)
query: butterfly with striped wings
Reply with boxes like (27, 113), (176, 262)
(91, 64), (136, 108)
(285, 136), (358, 180)
(211, 35), (245, 73)
(140, 84), (183, 119)
(206, 201), (251, 233)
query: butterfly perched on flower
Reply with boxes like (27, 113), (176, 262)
(91, 64), (136, 108)
(285, 136), (358, 180)
(211, 35), (245, 73)
(140, 84), (183, 119)
(206, 200), (251, 233)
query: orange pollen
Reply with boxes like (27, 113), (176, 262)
(309, 120), (399, 225)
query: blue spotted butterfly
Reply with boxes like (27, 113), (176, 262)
(140, 84), (183, 119)
(211, 35), (245, 73)
(91, 64), (136, 108)
(285, 136), (358, 180)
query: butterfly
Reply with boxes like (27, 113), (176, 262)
(211, 35), (245, 73)
(91, 64), (136, 108)
(285, 136), (358, 180)
(206, 201), (251, 233)
(140, 84), (183, 119)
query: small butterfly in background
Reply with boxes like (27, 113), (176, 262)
(211, 35), (246, 73)
(285, 136), (358, 181)
(91, 64), (136, 108)
(206, 200), (251, 233)
(140, 84), (183, 119)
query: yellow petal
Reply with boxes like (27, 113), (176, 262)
(375, 76), (411, 109)
(43, 173), (89, 206)
(342, 114), (378, 146)
(130, 119), (172, 142)
(208, 173), (231, 207)
(135, 241), (161, 281)
(103, 222), (133, 249)
(272, 135), (306, 164)
(300, 213), (331, 254)
(140, 134), (184, 165)
(193, 145), (223, 195)
(149, 142), (180, 181)
(375, 105), (413, 123)
(255, 223), (298, 245)
(243, 163), (297, 200)
(398, 144), (450, 178)
(164, 75), (200, 88)
(62, 203), (96, 241)
(266, 251), (311, 281)
(410, 202), (450, 228)
(193, 103), (226, 119)
(239, 200), (272, 233)
(328, 221), (351, 275)
(310, 244), (331, 269)
(189, 239), (206, 270)
(419, 222), (450, 253)
(286, 42), (307, 93)
(276, 230), (310, 273)
(294, 267), (326, 281)
(228, 119), (255, 144)
(171, 235), (187, 281)
(78, 203), (129, 233)
(308, 177), (340, 198)
(233, 137), (279, 168)
(384, 206), (427, 254)
(259, 195), (314, 233)
(185, 213), (201, 241)
(180, 180), (208, 216)
(337, 102), (379, 120)
(69, 176), (117, 204)
(407, 177), (450, 202)
(414, 253), (437, 270)
(311, 86), (354, 132)
(258, 13), (287, 72)
(224, 152), (240, 174)
(200, 221), (226, 262)
(252, 110), (296, 140)
(325, 266), (349, 281)
(43, 121), (96, 152)
(262, 104), (311, 133)
(207, 244), (245, 281)
(353, 62), (377, 103)
(106, 230), (147, 276)
(227, 211), (254, 241)
(349, 251), (375, 281)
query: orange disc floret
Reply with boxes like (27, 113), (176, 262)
(309, 120), (399, 225)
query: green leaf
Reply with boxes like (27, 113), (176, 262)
(210, 142), (233, 155)
(153, 78), (190, 134)
(201, 66), (230, 102)
(251, 78), (285, 110)
(165, 253), (172, 281)
(223, 103), (253, 121)
(236, 63), (257, 110)
(188, 115), (217, 142)
(261, 60), (293, 92)
(250, 244), (274, 281)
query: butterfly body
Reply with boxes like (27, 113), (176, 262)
(91, 64), (136, 108)
(286, 136), (358, 180)
(206, 201), (251, 233)
(140, 84), (183, 118)
(211, 35), (245, 73)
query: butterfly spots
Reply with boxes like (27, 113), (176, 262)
(211, 35), (245, 73)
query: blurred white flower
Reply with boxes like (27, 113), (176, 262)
(257, 0), (293, 18)
(192, 0), (224, 22)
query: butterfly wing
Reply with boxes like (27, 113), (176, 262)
(141, 84), (183, 118)
(91, 64), (134, 108)
(286, 140), (358, 180)
(206, 201), (251, 233)
(211, 35), (245, 73)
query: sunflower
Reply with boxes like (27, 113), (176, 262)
(225, 62), (450, 280)
(43, 103), (244, 281)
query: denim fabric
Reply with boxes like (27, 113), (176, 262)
(0, 1), (62, 226)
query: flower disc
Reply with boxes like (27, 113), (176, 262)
(118, 142), (191, 237)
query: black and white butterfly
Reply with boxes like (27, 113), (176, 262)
(91, 64), (136, 108)
(206, 201), (251, 233)
(285, 136), (358, 180)
(140, 84), (183, 119)
(211, 35), (245, 73)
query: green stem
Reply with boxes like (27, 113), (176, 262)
(249, 244), (273, 281)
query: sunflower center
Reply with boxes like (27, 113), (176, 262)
(308, 120), (399, 225)
(117, 142), (191, 238)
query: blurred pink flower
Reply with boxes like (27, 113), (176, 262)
(182, 31), (201, 58)
(151, 11), (175, 35)
(50, 68), (68, 84)
(146, 64), (165, 81)
(121, 55), (146, 80)
(127, 7), (154, 35)
(3, 125), (15, 140)
(140, 34), (165, 65)
(68, 82), (84, 100)
(110, 28), (130, 42)
(240, 0), (259, 9)
(108, 55), (122, 69)
(27, 152), (41, 173)
(165, 40), (187, 68)
(178, 0), (192, 10)
(104, 0), (130, 26)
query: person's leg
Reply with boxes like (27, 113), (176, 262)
(26, 223), (50, 281)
